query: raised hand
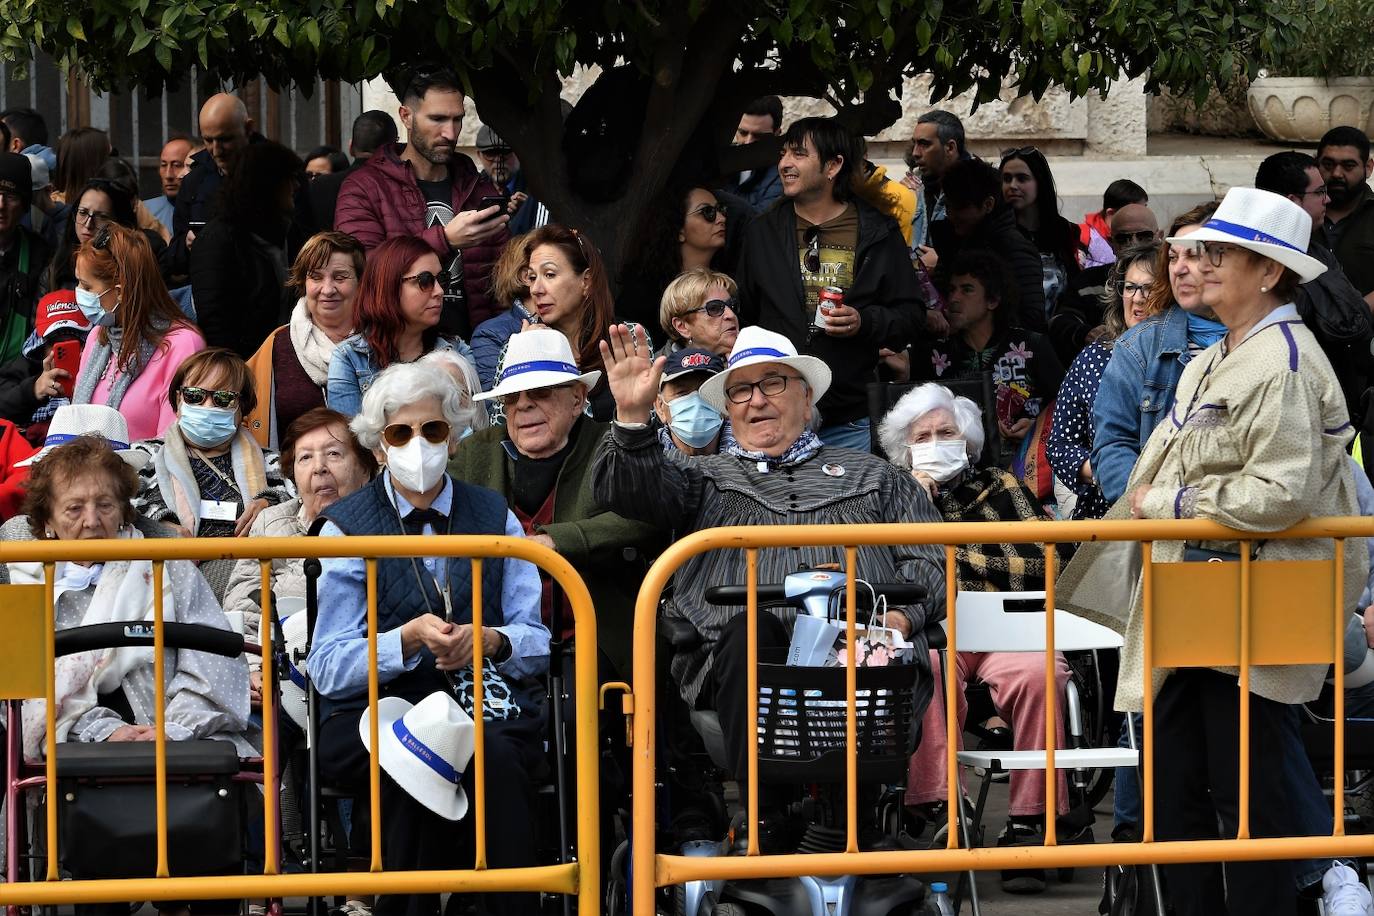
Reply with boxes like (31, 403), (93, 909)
(599, 323), (665, 425)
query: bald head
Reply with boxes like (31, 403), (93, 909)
(1108, 203), (1160, 250)
(198, 93), (252, 175)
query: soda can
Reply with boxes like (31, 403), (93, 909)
(814, 286), (844, 328)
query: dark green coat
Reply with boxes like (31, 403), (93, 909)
(449, 419), (665, 676)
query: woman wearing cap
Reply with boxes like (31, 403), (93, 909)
(245, 232), (367, 448)
(1064, 188), (1365, 915)
(452, 327), (660, 678)
(326, 235), (474, 419)
(71, 225), (206, 441)
(595, 323), (946, 790)
(657, 267), (741, 359)
(654, 346), (729, 456)
(309, 361), (548, 916)
(8, 433), (249, 756)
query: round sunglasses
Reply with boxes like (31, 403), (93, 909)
(382, 419), (452, 448)
(179, 386), (240, 409)
(402, 270), (453, 292)
(688, 203), (727, 224)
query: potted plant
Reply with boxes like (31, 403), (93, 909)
(1247, 0), (1374, 142)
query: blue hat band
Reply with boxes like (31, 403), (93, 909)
(392, 717), (464, 785)
(496, 359), (580, 385)
(1202, 218), (1303, 254)
(43, 432), (130, 451)
(728, 346), (790, 367)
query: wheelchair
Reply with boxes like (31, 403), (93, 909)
(4, 617), (269, 916)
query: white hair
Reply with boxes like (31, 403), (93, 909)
(350, 361), (475, 451)
(417, 348), (491, 431)
(878, 383), (985, 469)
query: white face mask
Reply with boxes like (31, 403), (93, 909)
(385, 437), (449, 494)
(909, 439), (968, 483)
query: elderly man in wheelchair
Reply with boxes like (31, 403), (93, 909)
(878, 382), (1078, 896)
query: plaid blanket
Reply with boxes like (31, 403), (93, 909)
(936, 466), (1072, 591)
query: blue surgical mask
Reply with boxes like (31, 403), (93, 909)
(178, 404), (239, 448)
(74, 287), (117, 327)
(667, 391), (724, 448)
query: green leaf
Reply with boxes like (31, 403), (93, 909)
(303, 17), (320, 51)
(1078, 53), (1091, 77)
(65, 15), (84, 41)
(129, 29), (153, 52)
(154, 40), (171, 70)
(881, 25), (894, 51)
(273, 15), (290, 46)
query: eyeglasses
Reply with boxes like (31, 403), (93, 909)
(306, 270), (357, 284)
(1302, 186), (1331, 199)
(688, 203), (727, 224)
(724, 373), (803, 404)
(1118, 281), (1152, 299)
(497, 383), (574, 407)
(179, 386), (240, 409)
(75, 206), (113, 227)
(1111, 229), (1158, 248)
(1199, 241), (1234, 268)
(401, 270), (452, 291)
(684, 297), (739, 318)
(803, 226), (821, 274)
(381, 419), (451, 448)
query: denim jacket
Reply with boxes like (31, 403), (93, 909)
(325, 333), (474, 418)
(1090, 305), (1192, 503)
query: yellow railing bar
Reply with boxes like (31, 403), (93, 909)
(259, 559), (279, 874)
(745, 547), (758, 857)
(1238, 542), (1251, 840)
(471, 557), (487, 871)
(153, 560), (169, 878)
(1334, 537), (1347, 836)
(1141, 541), (1155, 844)
(1042, 543), (1057, 847)
(844, 545), (858, 855)
(943, 545), (958, 850)
(366, 558), (382, 872)
(42, 560), (56, 882)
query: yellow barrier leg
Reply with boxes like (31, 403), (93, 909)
(260, 560), (279, 875)
(43, 562), (56, 881)
(746, 548), (759, 857)
(1043, 545), (1057, 847)
(1142, 542), (1154, 844)
(367, 559), (382, 872)
(844, 546), (858, 855)
(471, 558), (487, 871)
(153, 560), (169, 878)
(944, 546), (958, 850)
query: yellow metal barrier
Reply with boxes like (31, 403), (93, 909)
(0, 535), (600, 913)
(629, 517), (1374, 910)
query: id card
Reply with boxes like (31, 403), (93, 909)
(200, 498), (238, 522)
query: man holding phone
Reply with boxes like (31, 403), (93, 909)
(335, 65), (511, 337)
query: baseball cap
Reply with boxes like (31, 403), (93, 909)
(475, 125), (510, 153)
(35, 290), (91, 339)
(0, 152), (32, 208)
(659, 347), (725, 389)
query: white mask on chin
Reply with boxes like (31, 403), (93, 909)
(909, 439), (969, 483)
(385, 437), (449, 494)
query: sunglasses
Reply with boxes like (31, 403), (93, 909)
(999, 145), (1043, 163)
(803, 226), (821, 274)
(179, 386), (240, 409)
(685, 297), (739, 318)
(497, 382), (575, 407)
(382, 419), (451, 448)
(689, 203), (727, 224)
(1111, 229), (1158, 248)
(402, 270), (452, 291)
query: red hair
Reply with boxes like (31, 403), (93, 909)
(355, 235), (441, 368)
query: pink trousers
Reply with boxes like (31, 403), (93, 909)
(906, 650), (1071, 817)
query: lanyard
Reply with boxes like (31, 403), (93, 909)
(190, 447), (241, 495)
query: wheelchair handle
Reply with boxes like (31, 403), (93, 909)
(54, 622), (246, 659)
(702, 582), (927, 606)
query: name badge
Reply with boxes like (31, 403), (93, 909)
(200, 498), (238, 522)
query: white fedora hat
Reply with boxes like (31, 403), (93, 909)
(473, 327), (601, 402)
(697, 326), (832, 414)
(1165, 187), (1327, 283)
(15, 404), (150, 470)
(360, 692), (474, 821)
(278, 609), (311, 736)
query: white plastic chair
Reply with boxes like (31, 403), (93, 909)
(935, 590), (1163, 915)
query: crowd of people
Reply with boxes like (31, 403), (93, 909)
(4, 66), (1374, 916)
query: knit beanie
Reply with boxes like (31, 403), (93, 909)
(0, 152), (32, 209)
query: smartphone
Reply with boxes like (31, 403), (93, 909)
(187, 220), (207, 231)
(478, 195), (510, 214)
(51, 340), (80, 400)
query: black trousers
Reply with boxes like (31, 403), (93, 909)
(1151, 668), (1298, 916)
(318, 708), (543, 916)
(707, 612), (790, 785)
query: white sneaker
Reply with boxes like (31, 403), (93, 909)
(1323, 861), (1374, 916)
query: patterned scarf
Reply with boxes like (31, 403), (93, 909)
(73, 323), (164, 410)
(724, 428), (821, 468)
(287, 298), (343, 386)
(936, 466), (1071, 591)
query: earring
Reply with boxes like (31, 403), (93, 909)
(44, 528), (54, 539)
(1260, 286), (1268, 293)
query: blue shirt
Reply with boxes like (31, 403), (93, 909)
(309, 473), (549, 698)
(143, 195), (175, 235)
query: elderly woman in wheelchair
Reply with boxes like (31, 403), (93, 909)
(879, 382), (1073, 896)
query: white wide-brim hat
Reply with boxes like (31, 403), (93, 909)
(697, 326), (832, 414)
(278, 608), (310, 736)
(1164, 186), (1327, 283)
(473, 327), (601, 401)
(15, 404), (150, 470)
(360, 692), (474, 821)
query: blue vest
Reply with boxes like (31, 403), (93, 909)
(318, 474), (509, 718)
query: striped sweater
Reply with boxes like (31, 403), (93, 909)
(592, 423), (947, 710)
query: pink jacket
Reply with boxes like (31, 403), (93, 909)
(79, 324), (206, 442)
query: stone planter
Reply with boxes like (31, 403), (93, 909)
(1247, 76), (1374, 142)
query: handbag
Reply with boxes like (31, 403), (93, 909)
(449, 657), (521, 720)
(1182, 543), (1260, 563)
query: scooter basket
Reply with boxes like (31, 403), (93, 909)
(755, 649), (915, 783)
